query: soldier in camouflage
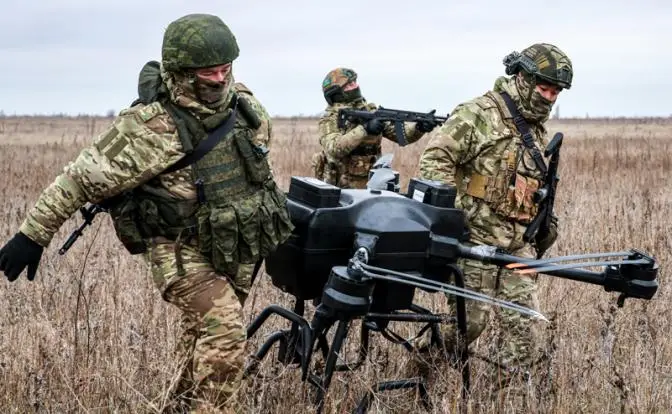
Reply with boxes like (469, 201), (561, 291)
(312, 67), (435, 189)
(0, 13), (294, 414)
(413, 43), (573, 404)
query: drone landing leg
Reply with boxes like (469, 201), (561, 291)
(333, 320), (370, 372)
(244, 330), (288, 376)
(310, 319), (351, 414)
(278, 300), (306, 365)
(244, 302), (312, 378)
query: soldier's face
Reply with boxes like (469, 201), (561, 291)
(535, 83), (562, 103)
(194, 63), (232, 83)
(343, 81), (359, 91)
(192, 63), (233, 104)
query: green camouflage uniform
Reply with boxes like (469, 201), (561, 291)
(415, 44), (572, 400)
(16, 14), (294, 414)
(312, 68), (425, 189)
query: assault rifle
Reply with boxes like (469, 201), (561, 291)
(58, 203), (110, 255)
(336, 106), (448, 146)
(523, 131), (562, 251)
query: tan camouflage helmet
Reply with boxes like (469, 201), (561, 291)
(162, 14), (240, 72)
(322, 67), (359, 104)
(503, 43), (573, 89)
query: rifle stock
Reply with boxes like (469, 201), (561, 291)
(57, 195), (122, 255)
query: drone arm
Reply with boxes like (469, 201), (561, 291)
(428, 235), (659, 303)
(457, 243), (607, 286)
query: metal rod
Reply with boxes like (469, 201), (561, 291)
(363, 271), (548, 322)
(505, 250), (632, 269)
(359, 264), (547, 321)
(513, 258), (649, 275)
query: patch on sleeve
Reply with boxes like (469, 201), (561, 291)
(453, 122), (471, 141)
(94, 127), (120, 152)
(103, 135), (129, 160)
(136, 102), (163, 122)
(93, 123), (130, 160)
(472, 96), (496, 111)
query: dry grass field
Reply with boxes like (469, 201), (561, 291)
(0, 115), (671, 413)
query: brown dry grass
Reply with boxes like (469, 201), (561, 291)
(0, 116), (670, 414)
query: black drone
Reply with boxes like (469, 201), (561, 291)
(244, 161), (659, 414)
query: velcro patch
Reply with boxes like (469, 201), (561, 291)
(104, 136), (129, 160)
(137, 102), (163, 122)
(94, 127), (119, 152)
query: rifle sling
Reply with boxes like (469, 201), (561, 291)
(163, 98), (239, 174)
(499, 92), (547, 175)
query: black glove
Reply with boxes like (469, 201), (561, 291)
(363, 118), (384, 135)
(416, 120), (436, 133)
(0, 232), (44, 282)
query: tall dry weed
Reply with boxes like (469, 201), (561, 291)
(0, 117), (670, 413)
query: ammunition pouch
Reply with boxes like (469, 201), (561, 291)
(464, 172), (540, 224)
(108, 189), (199, 255)
(195, 180), (294, 276)
(233, 132), (271, 184)
(347, 154), (378, 178)
(108, 195), (147, 255)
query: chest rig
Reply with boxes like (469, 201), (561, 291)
(333, 103), (382, 189)
(109, 61), (294, 277)
(457, 92), (548, 224)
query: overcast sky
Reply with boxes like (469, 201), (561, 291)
(0, 0), (669, 117)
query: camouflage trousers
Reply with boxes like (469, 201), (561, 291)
(146, 237), (256, 414)
(414, 251), (544, 401)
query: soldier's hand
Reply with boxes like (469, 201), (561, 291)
(364, 118), (384, 135)
(0, 232), (44, 282)
(416, 120), (437, 133)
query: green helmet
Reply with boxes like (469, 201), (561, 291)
(503, 43), (573, 89)
(161, 14), (240, 72)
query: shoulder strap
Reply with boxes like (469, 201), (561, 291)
(236, 93), (262, 129)
(162, 97), (239, 174)
(499, 92), (547, 175)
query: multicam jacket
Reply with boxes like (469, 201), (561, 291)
(418, 76), (556, 253)
(313, 100), (425, 189)
(19, 79), (293, 278)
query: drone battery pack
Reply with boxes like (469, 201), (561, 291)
(288, 176), (341, 208)
(407, 178), (457, 208)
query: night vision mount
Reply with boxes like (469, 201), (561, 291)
(503, 50), (539, 76)
(245, 166), (658, 413)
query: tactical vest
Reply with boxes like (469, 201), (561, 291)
(108, 61), (294, 277)
(454, 94), (544, 224)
